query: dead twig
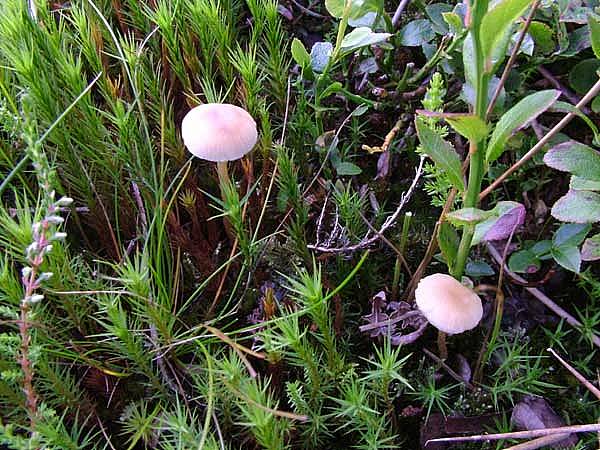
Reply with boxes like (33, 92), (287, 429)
(308, 156), (425, 253)
(427, 423), (600, 445)
(501, 434), (572, 450)
(547, 348), (600, 401)
(486, 242), (600, 348)
(422, 348), (476, 391)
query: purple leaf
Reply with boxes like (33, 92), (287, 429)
(482, 203), (525, 242)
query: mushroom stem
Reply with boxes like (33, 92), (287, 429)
(216, 161), (231, 193)
(437, 331), (448, 360)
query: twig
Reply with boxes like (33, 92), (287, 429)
(422, 348), (475, 391)
(427, 423), (600, 445)
(391, 0), (411, 28)
(290, 0), (326, 18)
(308, 156), (424, 253)
(547, 348), (600, 401)
(203, 325), (264, 378)
(537, 66), (587, 113)
(361, 117), (406, 154)
(486, 0), (541, 119)
(501, 434), (572, 450)
(486, 243), (600, 348)
(480, 76), (600, 200)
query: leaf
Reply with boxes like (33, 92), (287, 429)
(582, 233), (600, 261)
(531, 240), (552, 257)
(588, 15), (600, 59)
(529, 21), (555, 55)
(552, 223), (591, 248)
(543, 141), (600, 181)
(438, 222), (459, 271)
(442, 12), (464, 35)
(472, 201), (525, 245)
(568, 59), (600, 95)
(593, 95), (600, 114)
(480, 0), (533, 66)
(486, 90), (561, 163)
(570, 176), (600, 191)
(335, 161), (362, 176)
(446, 207), (490, 226)
(551, 101), (600, 144)
(341, 27), (392, 52)
(310, 42), (333, 73)
(325, 0), (380, 19)
(551, 245), (582, 273)
(551, 190), (600, 223)
(398, 19), (436, 47)
(466, 260), (495, 277)
(415, 120), (464, 191)
(445, 115), (489, 142)
(509, 249), (541, 273)
(425, 3), (453, 34)
(291, 38), (311, 68)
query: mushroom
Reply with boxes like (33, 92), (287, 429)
(415, 273), (483, 359)
(181, 103), (258, 191)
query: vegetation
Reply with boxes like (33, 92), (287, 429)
(0, 0), (599, 448)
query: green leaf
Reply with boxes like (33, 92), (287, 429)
(486, 90), (561, 163)
(335, 161), (362, 176)
(321, 81), (343, 98)
(442, 12), (464, 35)
(325, 0), (381, 19)
(551, 101), (600, 144)
(529, 21), (555, 55)
(592, 95), (600, 114)
(531, 240), (552, 258)
(445, 115), (489, 142)
(570, 176), (600, 191)
(509, 249), (541, 273)
(582, 233), (600, 261)
(568, 59), (600, 94)
(438, 222), (459, 271)
(398, 19), (436, 47)
(466, 260), (495, 277)
(446, 207), (490, 226)
(552, 223), (591, 248)
(551, 190), (600, 223)
(543, 141), (600, 181)
(291, 38), (311, 68)
(588, 15), (600, 59)
(415, 120), (464, 191)
(425, 3), (453, 35)
(480, 0), (533, 67)
(340, 27), (392, 52)
(551, 245), (582, 273)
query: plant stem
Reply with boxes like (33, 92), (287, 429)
(451, 0), (489, 280)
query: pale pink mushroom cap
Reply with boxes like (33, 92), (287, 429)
(181, 103), (258, 162)
(415, 273), (483, 335)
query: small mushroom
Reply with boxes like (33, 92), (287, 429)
(415, 273), (483, 359)
(181, 103), (258, 190)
